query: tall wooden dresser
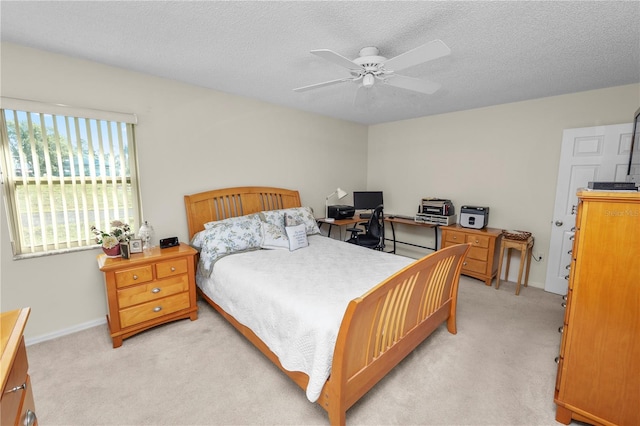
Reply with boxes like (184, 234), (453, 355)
(1, 308), (37, 426)
(554, 190), (639, 425)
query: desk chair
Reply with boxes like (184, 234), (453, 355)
(346, 204), (384, 250)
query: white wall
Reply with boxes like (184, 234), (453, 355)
(368, 84), (640, 286)
(0, 42), (368, 339)
(1, 42), (638, 340)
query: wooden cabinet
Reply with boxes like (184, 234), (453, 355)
(98, 243), (198, 348)
(554, 190), (639, 426)
(441, 224), (502, 286)
(1, 308), (37, 426)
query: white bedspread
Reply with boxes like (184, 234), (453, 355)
(197, 235), (414, 402)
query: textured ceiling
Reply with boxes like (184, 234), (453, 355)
(1, 1), (639, 125)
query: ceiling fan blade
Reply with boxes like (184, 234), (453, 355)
(384, 74), (441, 95)
(383, 39), (451, 72)
(293, 77), (352, 92)
(310, 49), (364, 71)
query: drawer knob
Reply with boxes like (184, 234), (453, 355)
(564, 275), (570, 280)
(555, 356), (560, 364)
(475, 239), (479, 244)
(453, 236), (457, 240)
(24, 410), (37, 426)
(5, 382), (27, 394)
(561, 302), (567, 308)
(153, 306), (162, 313)
(170, 267), (176, 272)
(133, 275), (138, 280)
(151, 287), (161, 294)
(558, 326), (564, 334)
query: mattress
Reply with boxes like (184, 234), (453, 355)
(196, 234), (414, 402)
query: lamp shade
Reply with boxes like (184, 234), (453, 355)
(336, 187), (347, 199)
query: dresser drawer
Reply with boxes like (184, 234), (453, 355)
(117, 274), (189, 309)
(1, 337), (28, 426)
(462, 258), (488, 275)
(115, 265), (154, 288)
(465, 234), (490, 248)
(444, 231), (465, 244)
(119, 292), (191, 328)
(156, 258), (188, 279)
(467, 246), (489, 262)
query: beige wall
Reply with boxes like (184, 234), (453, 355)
(0, 43), (368, 339)
(1, 42), (639, 340)
(368, 84), (640, 286)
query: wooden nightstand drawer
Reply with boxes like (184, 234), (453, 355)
(156, 258), (188, 278)
(117, 274), (189, 308)
(119, 292), (191, 328)
(115, 265), (153, 288)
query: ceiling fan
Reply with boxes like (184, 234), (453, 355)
(293, 39), (451, 95)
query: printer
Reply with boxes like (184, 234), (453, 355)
(327, 205), (355, 220)
(460, 206), (490, 229)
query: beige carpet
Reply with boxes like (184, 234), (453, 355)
(27, 277), (569, 425)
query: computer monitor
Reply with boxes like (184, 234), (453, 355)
(353, 191), (384, 210)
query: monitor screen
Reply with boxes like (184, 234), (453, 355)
(353, 191), (383, 210)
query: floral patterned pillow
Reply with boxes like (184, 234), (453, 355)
(259, 207), (320, 237)
(260, 221), (290, 250)
(194, 214), (262, 275)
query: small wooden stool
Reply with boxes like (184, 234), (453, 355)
(496, 235), (534, 295)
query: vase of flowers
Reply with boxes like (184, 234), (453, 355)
(91, 220), (134, 258)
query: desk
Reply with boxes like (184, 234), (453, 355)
(385, 216), (438, 253)
(317, 216), (438, 253)
(317, 217), (363, 239)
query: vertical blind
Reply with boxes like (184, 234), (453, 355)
(0, 98), (141, 257)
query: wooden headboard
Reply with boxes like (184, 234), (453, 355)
(184, 186), (302, 239)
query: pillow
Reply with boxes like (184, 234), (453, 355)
(285, 223), (308, 251)
(260, 207), (320, 236)
(203, 213), (259, 230)
(196, 214), (263, 275)
(260, 221), (290, 250)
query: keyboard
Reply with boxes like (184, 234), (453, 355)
(359, 213), (372, 219)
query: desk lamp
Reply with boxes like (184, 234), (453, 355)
(325, 187), (348, 219)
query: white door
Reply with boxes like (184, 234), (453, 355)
(545, 123), (633, 294)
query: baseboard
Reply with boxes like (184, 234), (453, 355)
(25, 317), (107, 346)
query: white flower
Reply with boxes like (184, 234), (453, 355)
(102, 235), (119, 249)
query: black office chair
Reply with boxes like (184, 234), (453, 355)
(346, 204), (384, 250)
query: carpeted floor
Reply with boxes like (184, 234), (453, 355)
(27, 276), (569, 425)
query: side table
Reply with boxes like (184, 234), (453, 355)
(97, 243), (198, 348)
(495, 236), (534, 295)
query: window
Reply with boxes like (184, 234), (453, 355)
(0, 98), (141, 258)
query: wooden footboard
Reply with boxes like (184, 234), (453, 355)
(321, 243), (471, 425)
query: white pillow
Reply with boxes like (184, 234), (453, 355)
(285, 223), (309, 251)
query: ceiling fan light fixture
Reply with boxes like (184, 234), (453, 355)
(363, 73), (375, 88)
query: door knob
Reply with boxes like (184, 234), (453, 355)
(555, 220), (563, 226)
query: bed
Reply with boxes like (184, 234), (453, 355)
(184, 186), (470, 425)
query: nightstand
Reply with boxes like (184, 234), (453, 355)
(97, 243), (198, 348)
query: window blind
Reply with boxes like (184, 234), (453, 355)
(0, 100), (141, 258)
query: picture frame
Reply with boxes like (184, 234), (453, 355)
(129, 238), (143, 253)
(120, 242), (130, 259)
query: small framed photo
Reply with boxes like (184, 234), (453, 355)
(120, 242), (130, 259)
(129, 238), (143, 253)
